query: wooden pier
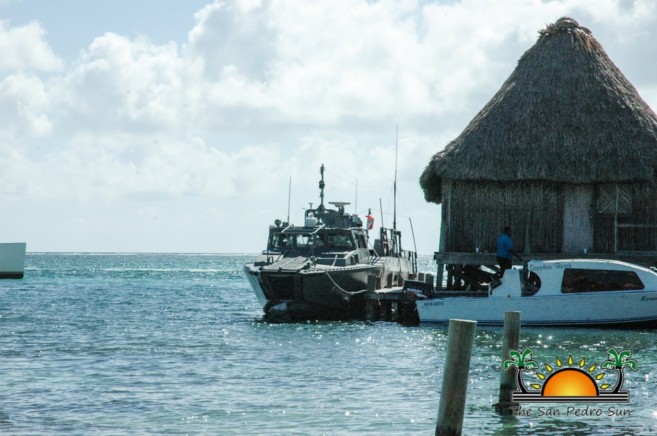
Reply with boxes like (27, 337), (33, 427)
(364, 273), (434, 324)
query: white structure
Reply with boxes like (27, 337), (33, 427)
(416, 259), (657, 327)
(0, 243), (26, 279)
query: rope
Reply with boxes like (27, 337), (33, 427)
(324, 270), (371, 300)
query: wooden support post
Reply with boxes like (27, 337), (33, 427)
(365, 275), (378, 321)
(425, 273), (434, 289)
(435, 319), (477, 436)
(447, 265), (454, 290)
(367, 274), (377, 292)
(495, 312), (521, 415)
(365, 300), (376, 321)
(436, 263), (444, 292)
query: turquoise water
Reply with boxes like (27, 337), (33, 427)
(1, 253), (657, 434)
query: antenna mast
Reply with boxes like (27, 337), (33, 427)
(393, 124), (398, 231)
(355, 178), (358, 214)
(318, 164), (325, 211)
(287, 175), (292, 224)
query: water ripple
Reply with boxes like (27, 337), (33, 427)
(1, 254), (657, 434)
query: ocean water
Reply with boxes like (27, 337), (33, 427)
(1, 253), (657, 435)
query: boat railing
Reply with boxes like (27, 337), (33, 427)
(262, 251), (282, 265)
(369, 249), (379, 264)
(408, 250), (418, 274)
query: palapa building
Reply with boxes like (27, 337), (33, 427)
(420, 17), (657, 287)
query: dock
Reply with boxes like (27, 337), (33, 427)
(364, 272), (435, 324)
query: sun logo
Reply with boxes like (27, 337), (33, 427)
(504, 347), (637, 403)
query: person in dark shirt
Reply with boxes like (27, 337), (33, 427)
(497, 226), (522, 278)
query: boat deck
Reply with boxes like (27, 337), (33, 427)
(433, 251), (657, 291)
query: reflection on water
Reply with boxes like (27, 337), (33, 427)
(1, 254), (656, 434)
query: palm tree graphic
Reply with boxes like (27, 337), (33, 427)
(503, 347), (538, 393)
(601, 348), (637, 393)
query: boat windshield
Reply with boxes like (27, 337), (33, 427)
(269, 233), (314, 251)
(268, 230), (356, 252)
(317, 231), (355, 251)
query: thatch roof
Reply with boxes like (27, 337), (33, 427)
(420, 17), (657, 204)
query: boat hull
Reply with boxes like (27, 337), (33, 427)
(244, 258), (414, 320)
(0, 243), (26, 279)
(416, 290), (657, 328)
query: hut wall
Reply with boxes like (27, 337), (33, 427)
(442, 181), (563, 253)
(594, 183), (657, 252)
(442, 181), (657, 255)
(562, 185), (594, 252)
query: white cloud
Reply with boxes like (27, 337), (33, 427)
(0, 19), (63, 72)
(187, 1), (275, 80)
(51, 33), (192, 133)
(0, 72), (52, 137)
(3, 0), (657, 252)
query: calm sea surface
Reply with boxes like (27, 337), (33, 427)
(1, 253), (657, 435)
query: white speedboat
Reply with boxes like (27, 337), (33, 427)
(415, 259), (657, 327)
(0, 242), (26, 279)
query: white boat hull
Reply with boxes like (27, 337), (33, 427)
(244, 264), (270, 309)
(417, 260), (657, 327)
(416, 291), (657, 327)
(0, 242), (26, 279)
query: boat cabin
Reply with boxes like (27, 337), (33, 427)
(491, 259), (657, 299)
(267, 227), (368, 256)
(263, 199), (373, 267)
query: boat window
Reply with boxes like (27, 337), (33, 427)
(561, 268), (645, 293)
(326, 232), (355, 250)
(295, 234), (313, 248)
(269, 233), (291, 250)
(269, 233), (315, 250)
(356, 233), (367, 249)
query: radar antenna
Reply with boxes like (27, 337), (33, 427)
(318, 164), (326, 212)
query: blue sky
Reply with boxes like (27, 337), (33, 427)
(2, 0), (657, 253)
(2, 0), (208, 60)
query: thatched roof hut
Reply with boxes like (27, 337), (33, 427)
(421, 17), (657, 256)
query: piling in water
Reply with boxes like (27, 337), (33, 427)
(435, 319), (477, 436)
(365, 274), (378, 321)
(495, 311), (521, 414)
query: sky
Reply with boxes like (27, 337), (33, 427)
(2, 0), (657, 254)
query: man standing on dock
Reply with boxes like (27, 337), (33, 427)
(497, 226), (522, 278)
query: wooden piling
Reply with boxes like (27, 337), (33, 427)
(425, 273), (434, 291)
(435, 319), (477, 436)
(367, 274), (377, 292)
(495, 311), (521, 414)
(436, 263), (444, 291)
(365, 275), (378, 321)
